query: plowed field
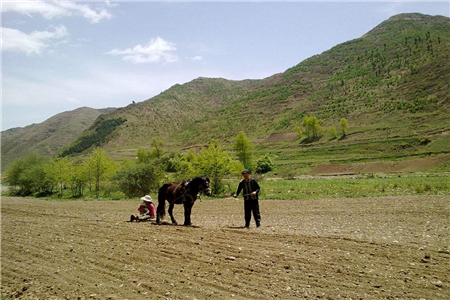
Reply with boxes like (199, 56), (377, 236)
(1, 196), (449, 299)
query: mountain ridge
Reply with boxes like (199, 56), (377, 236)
(3, 13), (449, 169)
(1, 107), (117, 170)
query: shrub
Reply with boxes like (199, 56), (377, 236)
(115, 162), (164, 197)
(255, 155), (274, 174)
(6, 154), (52, 196)
(418, 137), (431, 145)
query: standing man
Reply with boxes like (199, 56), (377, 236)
(233, 169), (261, 228)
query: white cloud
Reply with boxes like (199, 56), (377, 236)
(2, 1), (67, 19)
(107, 37), (179, 64)
(2, 0), (112, 23)
(2, 25), (68, 54)
(105, 1), (119, 8)
(189, 55), (203, 61)
(56, 1), (112, 23)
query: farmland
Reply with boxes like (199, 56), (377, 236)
(2, 195), (449, 299)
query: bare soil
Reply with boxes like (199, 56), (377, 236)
(1, 196), (449, 300)
(264, 132), (298, 142)
(310, 154), (450, 175)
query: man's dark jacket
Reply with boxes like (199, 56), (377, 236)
(235, 178), (260, 200)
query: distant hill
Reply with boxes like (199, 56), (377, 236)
(182, 13), (450, 144)
(4, 13), (449, 174)
(1, 107), (116, 171)
(59, 78), (262, 155)
(60, 13), (449, 160)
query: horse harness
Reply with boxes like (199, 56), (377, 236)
(170, 181), (195, 204)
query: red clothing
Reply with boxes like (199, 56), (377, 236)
(138, 201), (156, 217)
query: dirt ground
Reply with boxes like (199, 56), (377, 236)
(310, 154), (450, 175)
(1, 196), (449, 300)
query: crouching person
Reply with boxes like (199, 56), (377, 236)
(130, 195), (156, 222)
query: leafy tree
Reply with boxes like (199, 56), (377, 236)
(45, 157), (73, 197)
(294, 125), (303, 137)
(6, 157), (27, 194)
(85, 147), (116, 197)
(150, 139), (165, 159)
(68, 164), (89, 198)
(115, 160), (164, 197)
(173, 151), (199, 182)
(329, 126), (338, 139)
(137, 148), (153, 164)
(233, 131), (253, 170)
(6, 154), (52, 196)
(301, 116), (323, 140)
(196, 140), (237, 194)
(255, 155), (274, 174)
(157, 152), (183, 172)
(340, 118), (349, 136)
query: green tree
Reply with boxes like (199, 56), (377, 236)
(6, 154), (51, 196)
(68, 164), (89, 198)
(158, 151), (183, 172)
(233, 131), (253, 170)
(340, 118), (349, 136)
(85, 148), (116, 197)
(137, 148), (153, 164)
(255, 155), (274, 174)
(115, 160), (164, 197)
(45, 157), (73, 197)
(173, 151), (199, 182)
(6, 157), (27, 194)
(294, 125), (303, 137)
(150, 139), (165, 159)
(329, 126), (338, 139)
(301, 116), (323, 140)
(196, 140), (236, 194)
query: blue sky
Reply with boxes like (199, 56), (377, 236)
(1, 1), (449, 130)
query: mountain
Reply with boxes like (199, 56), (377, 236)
(1, 107), (116, 171)
(62, 13), (448, 160)
(182, 13), (450, 144)
(4, 13), (450, 173)
(59, 78), (263, 156)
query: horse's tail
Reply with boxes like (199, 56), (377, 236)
(156, 183), (170, 222)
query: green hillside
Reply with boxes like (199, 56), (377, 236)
(60, 78), (262, 155)
(1, 107), (116, 171)
(181, 13), (450, 144)
(30, 13), (450, 175)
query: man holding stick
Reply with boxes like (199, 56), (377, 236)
(233, 169), (261, 228)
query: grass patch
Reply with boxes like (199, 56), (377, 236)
(257, 174), (449, 199)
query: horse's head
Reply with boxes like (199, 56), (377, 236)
(187, 176), (212, 196)
(200, 175), (212, 196)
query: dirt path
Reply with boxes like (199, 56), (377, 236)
(2, 196), (449, 299)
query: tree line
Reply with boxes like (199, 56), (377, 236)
(295, 116), (349, 141)
(4, 134), (274, 199)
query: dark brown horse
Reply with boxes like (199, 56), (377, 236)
(156, 176), (212, 226)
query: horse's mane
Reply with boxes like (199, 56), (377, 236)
(185, 176), (206, 185)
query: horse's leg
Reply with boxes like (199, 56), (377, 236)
(168, 203), (177, 225)
(156, 188), (166, 224)
(183, 201), (194, 226)
(156, 202), (163, 224)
